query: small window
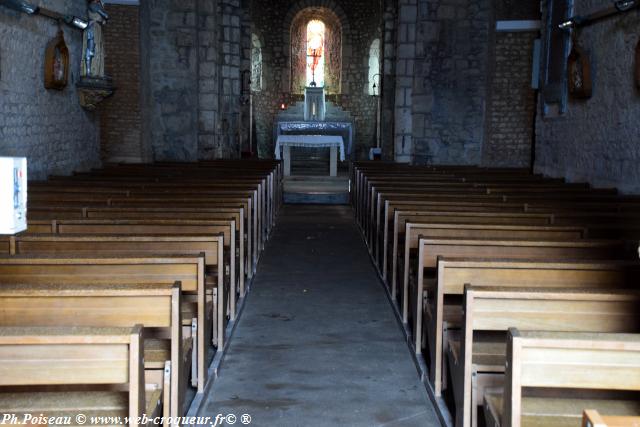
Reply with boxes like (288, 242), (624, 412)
(251, 34), (263, 92)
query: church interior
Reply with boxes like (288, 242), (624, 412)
(1, 0), (640, 426)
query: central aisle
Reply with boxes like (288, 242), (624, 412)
(201, 205), (439, 426)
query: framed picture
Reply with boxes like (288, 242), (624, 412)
(44, 29), (69, 90)
(567, 36), (592, 99)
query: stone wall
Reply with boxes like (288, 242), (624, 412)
(101, 4), (145, 163)
(393, 0), (417, 162)
(481, 0), (538, 167)
(250, 0), (381, 160)
(0, 0), (100, 179)
(535, 1), (640, 193)
(139, 0), (245, 161)
(482, 33), (537, 167)
(409, 0), (491, 165)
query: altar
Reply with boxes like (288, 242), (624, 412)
(274, 85), (354, 178)
(275, 134), (345, 177)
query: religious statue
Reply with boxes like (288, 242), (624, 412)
(81, 0), (109, 78)
(44, 28), (69, 90)
(76, 0), (114, 110)
(567, 32), (592, 99)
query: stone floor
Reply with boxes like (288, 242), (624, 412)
(199, 205), (440, 426)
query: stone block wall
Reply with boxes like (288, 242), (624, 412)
(101, 4), (145, 163)
(141, 0), (200, 161)
(215, 0), (242, 159)
(138, 0), (245, 162)
(482, 31), (537, 167)
(393, 0), (417, 163)
(409, 0), (491, 165)
(0, 0), (100, 179)
(535, 1), (640, 193)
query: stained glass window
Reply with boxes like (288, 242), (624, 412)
(306, 20), (325, 87)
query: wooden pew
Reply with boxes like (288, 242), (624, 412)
(451, 287), (640, 427)
(382, 203), (545, 274)
(25, 218), (243, 317)
(0, 255), (209, 393)
(83, 207), (250, 281)
(0, 325), (154, 426)
(379, 201), (533, 270)
(28, 195), (258, 271)
(410, 238), (631, 359)
(583, 410), (640, 427)
(427, 259), (640, 397)
(395, 219), (579, 301)
(484, 329), (640, 427)
(0, 283), (185, 422)
(2, 233), (224, 346)
(402, 225), (590, 315)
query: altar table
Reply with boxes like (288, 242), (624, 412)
(275, 135), (345, 177)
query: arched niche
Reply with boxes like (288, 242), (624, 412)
(282, 0), (351, 95)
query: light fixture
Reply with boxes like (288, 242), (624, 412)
(0, 0), (38, 14)
(0, 0), (88, 30)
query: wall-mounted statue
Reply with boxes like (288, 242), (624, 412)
(76, 0), (114, 110)
(81, 0), (109, 78)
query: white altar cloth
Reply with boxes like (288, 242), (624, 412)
(275, 135), (345, 161)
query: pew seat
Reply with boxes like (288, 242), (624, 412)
(0, 390), (163, 424)
(485, 395), (640, 427)
(0, 326), (157, 426)
(483, 330), (640, 427)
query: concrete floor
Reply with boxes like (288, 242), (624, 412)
(200, 205), (440, 427)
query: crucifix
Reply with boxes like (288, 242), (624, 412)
(307, 47), (322, 87)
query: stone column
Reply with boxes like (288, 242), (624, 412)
(393, 0), (417, 163)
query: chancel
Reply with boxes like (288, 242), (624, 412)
(1, 0), (640, 426)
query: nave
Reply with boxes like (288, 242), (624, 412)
(200, 205), (438, 426)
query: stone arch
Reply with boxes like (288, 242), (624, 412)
(282, 0), (352, 95)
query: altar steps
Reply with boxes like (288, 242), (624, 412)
(283, 174), (350, 205)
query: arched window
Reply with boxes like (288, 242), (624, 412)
(306, 20), (326, 87)
(290, 8), (341, 94)
(368, 38), (381, 95)
(251, 34), (263, 92)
